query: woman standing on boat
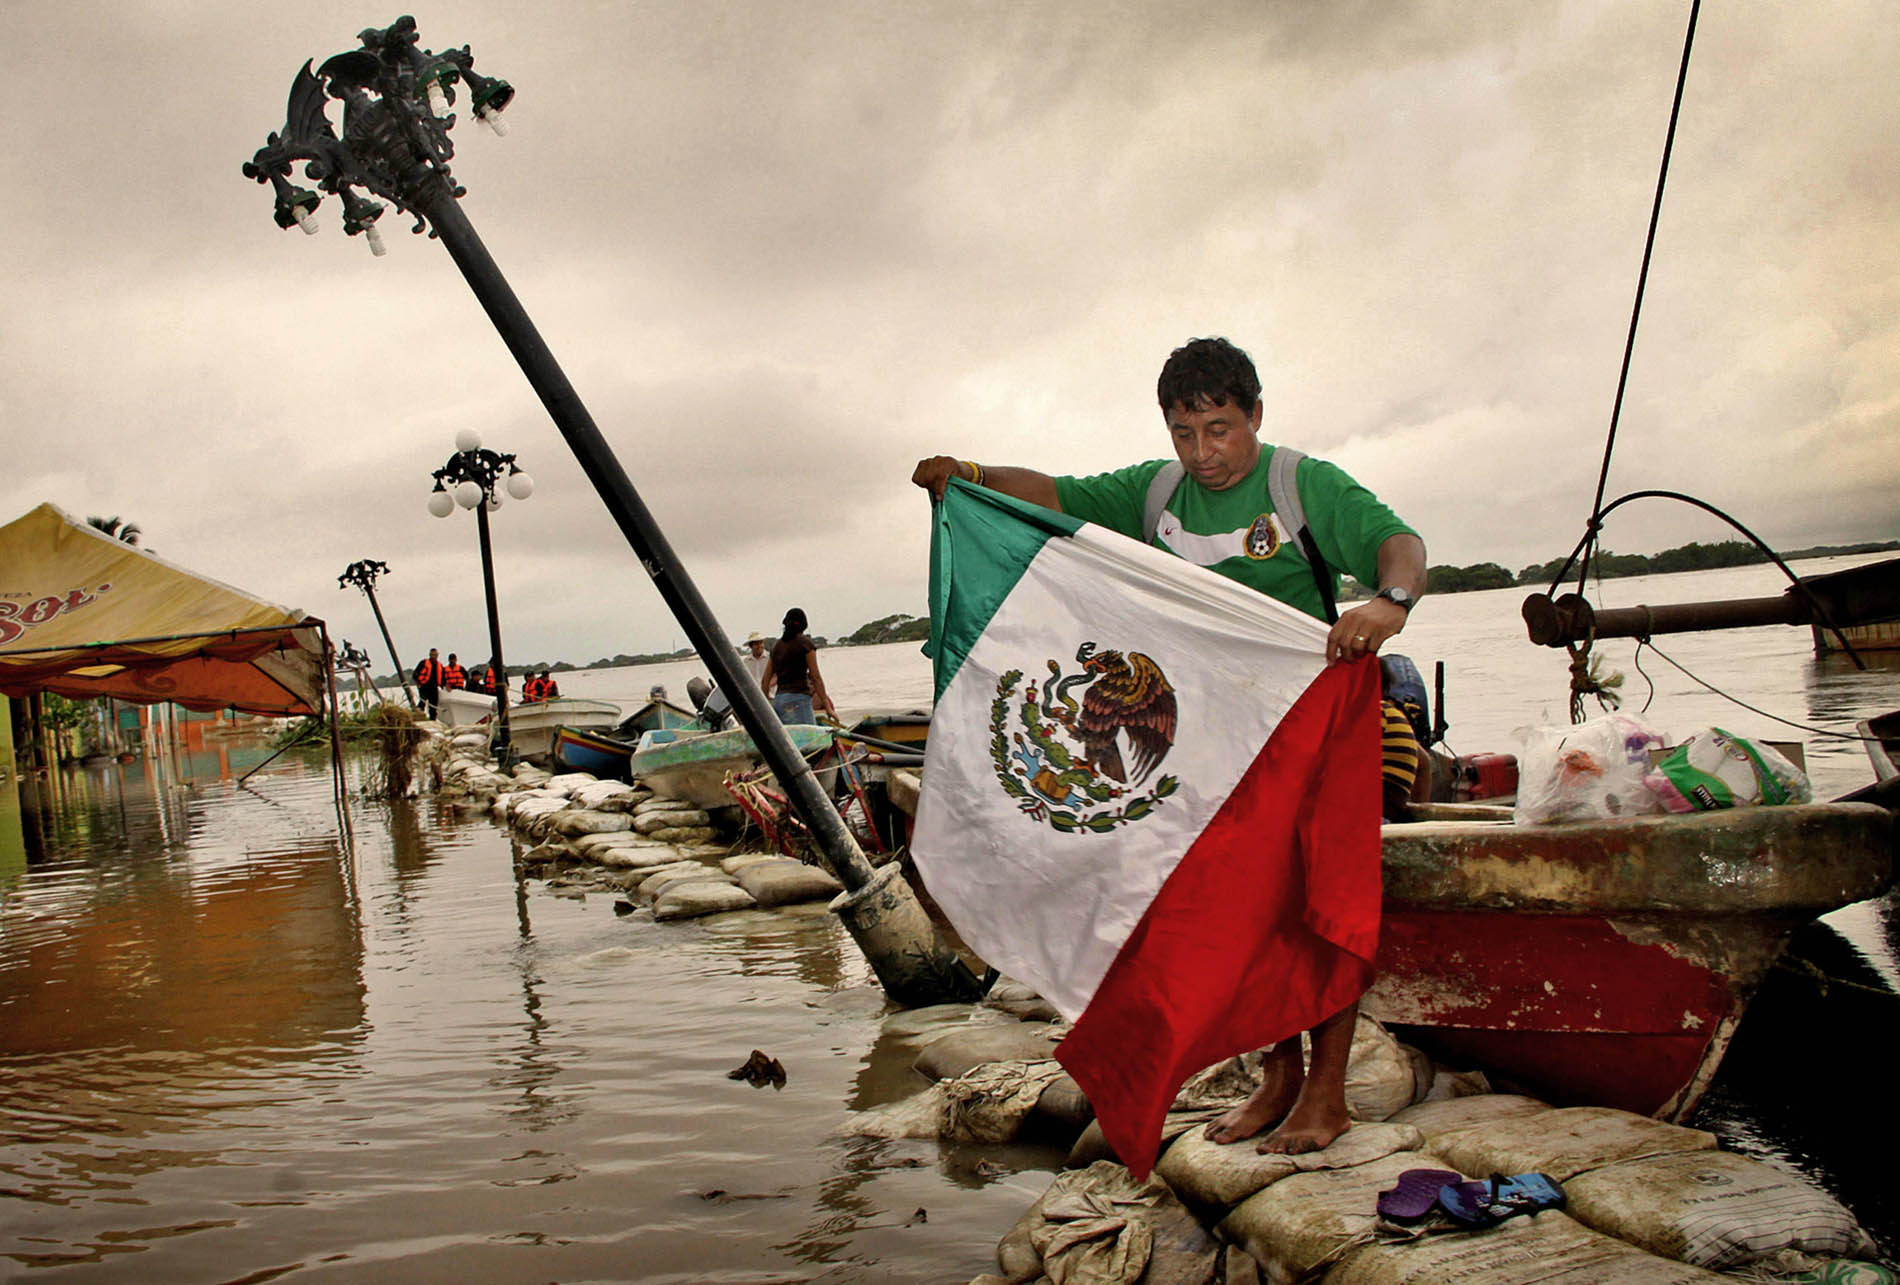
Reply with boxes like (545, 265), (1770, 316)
(765, 608), (836, 726)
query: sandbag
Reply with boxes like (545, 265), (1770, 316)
(635, 863), (715, 899)
(649, 825), (718, 845)
(1218, 1151), (1428, 1282)
(943, 1059), (1068, 1144)
(720, 852), (782, 875)
(1563, 1149), (1879, 1270)
(1009, 1161), (1223, 1285)
(635, 807), (712, 834)
(1344, 1016), (1430, 1122)
(733, 860), (845, 907)
(1388, 1094), (1550, 1148)
(1156, 1120), (1427, 1209)
(1429, 1105), (1716, 1183)
(550, 809), (633, 837)
(652, 880), (757, 921)
(836, 1084), (947, 1140)
(571, 780), (639, 810)
(542, 772), (598, 796)
(572, 831), (667, 857)
(984, 977), (1062, 1023)
(914, 1023), (1065, 1082)
(1326, 1209), (1724, 1285)
(595, 846), (689, 872)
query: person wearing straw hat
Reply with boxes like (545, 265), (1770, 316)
(741, 631), (772, 688)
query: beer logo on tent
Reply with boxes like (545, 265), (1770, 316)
(988, 641), (1179, 833)
(0, 584), (110, 647)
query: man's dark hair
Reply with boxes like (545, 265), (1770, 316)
(1157, 337), (1261, 414)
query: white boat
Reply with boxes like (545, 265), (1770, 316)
(434, 689), (621, 763)
(437, 687), (496, 728)
(508, 698), (621, 762)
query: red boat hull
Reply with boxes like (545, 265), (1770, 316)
(1366, 802), (1893, 1119)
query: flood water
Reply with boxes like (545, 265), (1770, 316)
(3, 554), (1897, 1280)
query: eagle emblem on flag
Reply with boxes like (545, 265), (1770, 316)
(987, 641), (1180, 833)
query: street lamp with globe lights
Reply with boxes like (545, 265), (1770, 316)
(428, 430), (532, 759)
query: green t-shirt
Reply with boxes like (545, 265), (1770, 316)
(1053, 446), (1416, 622)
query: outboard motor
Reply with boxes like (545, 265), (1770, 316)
(686, 675), (733, 731)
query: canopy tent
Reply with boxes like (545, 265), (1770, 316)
(0, 503), (327, 717)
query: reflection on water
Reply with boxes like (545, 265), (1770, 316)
(1, 749), (1048, 1281)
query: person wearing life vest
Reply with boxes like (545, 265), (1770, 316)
(521, 673), (545, 703)
(442, 654), (467, 691)
(912, 336), (1426, 1160)
(540, 670), (560, 700)
(477, 661), (499, 695)
(414, 648), (444, 719)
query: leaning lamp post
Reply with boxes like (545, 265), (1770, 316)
(337, 558), (416, 707)
(428, 430), (533, 759)
(244, 16), (981, 1007)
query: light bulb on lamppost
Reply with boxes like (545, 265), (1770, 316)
(427, 487), (454, 518)
(456, 428), (483, 454)
(454, 479), (483, 509)
(485, 492), (503, 512)
(506, 469), (534, 501)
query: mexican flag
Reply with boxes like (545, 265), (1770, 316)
(913, 478), (1382, 1177)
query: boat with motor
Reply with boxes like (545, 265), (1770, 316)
(627, 723), (836, 809)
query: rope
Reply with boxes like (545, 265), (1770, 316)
(1632, 639), (1887, 741)
(1576, 0), (1701, 594)
(1773, 952), (1900, 1002)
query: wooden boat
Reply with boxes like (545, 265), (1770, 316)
(880, 771), (1893, 1122)
(843, 708), (932, 753)
(1367, 799), (1892, 1120)
(616, 697), (700, 736)
(551, 723), (638, 780)
(627, 723), (835, 809)
(550, 699), (708, 780)
(506, 697), (621, 763)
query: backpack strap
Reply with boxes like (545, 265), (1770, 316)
(1143, 448), (1339, 624)
(1142, 461), (1185, 543)
(1267, 448), (1339, 624)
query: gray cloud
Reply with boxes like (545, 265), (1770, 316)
(3, 1), (1895, 668)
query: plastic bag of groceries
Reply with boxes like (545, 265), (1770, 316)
(1514, 714), (1668, 825)
(1643, 727), (1811, 813)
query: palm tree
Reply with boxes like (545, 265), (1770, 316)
(86, 515), (142, 546)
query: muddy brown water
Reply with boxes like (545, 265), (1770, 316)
(4, 555), (1899, 1279)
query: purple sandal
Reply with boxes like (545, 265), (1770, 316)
(1376, 1168), (1462, 1223)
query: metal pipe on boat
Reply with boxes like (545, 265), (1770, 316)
(1523, 591), (1804, 647)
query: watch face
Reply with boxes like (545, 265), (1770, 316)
(1379, 587), (1413, 609)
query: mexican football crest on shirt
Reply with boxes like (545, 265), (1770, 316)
(1154, 508), (1286, 566)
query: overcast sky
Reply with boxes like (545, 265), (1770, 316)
(4, 2), (1895, 668)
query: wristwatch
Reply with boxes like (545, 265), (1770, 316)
(1374, 586), (1415, 613)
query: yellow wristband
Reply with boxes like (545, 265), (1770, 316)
(963, 459), (984, 486)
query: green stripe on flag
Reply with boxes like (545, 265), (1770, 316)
(926, 478), (1084, 701)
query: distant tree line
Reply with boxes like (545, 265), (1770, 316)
(1424, 538), (1899, 596)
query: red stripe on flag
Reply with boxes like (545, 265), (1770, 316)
(1055, 658), (1383, 1177)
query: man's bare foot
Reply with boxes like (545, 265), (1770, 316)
(1256, 1088), (1351, 1155)
(1202, 1047), (1302, 1144)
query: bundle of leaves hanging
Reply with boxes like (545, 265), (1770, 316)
(364, 703), (426, 798)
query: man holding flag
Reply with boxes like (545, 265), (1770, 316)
(910, 336), (1425, 1174)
